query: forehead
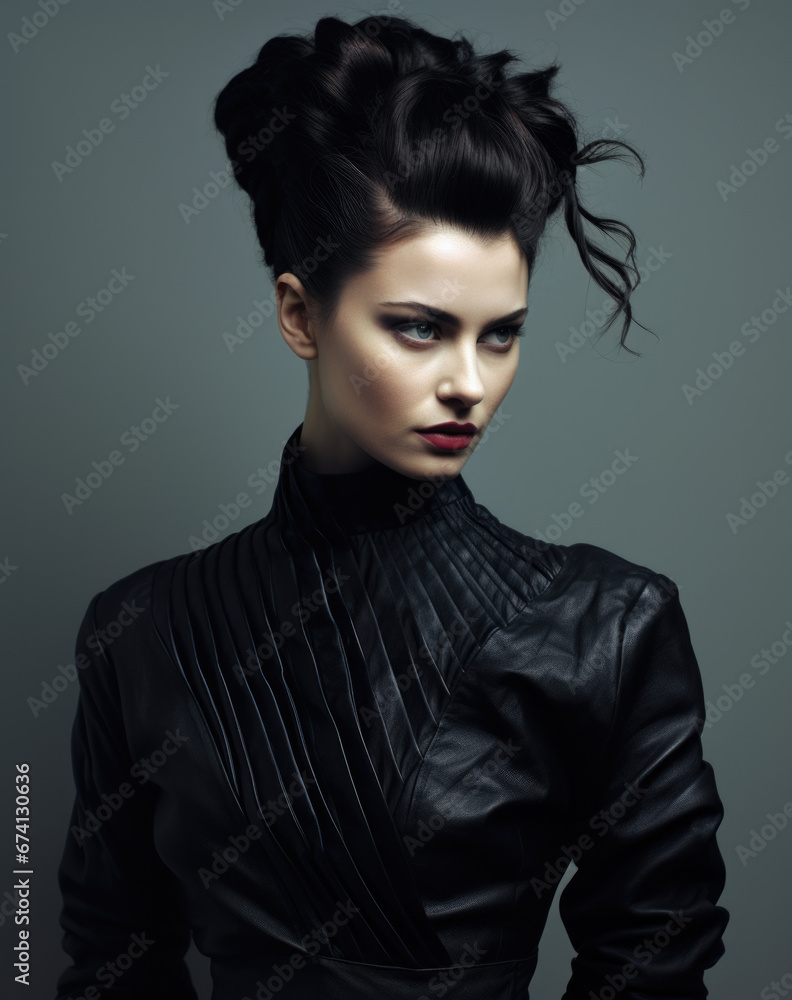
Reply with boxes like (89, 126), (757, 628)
(344, 226), (528, 311)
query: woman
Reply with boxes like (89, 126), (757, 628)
(55, 14), (729, 999)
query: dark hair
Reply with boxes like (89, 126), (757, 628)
(213, 13), (653, 356)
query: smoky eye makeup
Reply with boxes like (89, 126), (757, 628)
(379, 313), (526, 348)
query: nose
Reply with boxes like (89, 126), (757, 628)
(435, 341), (485, 408)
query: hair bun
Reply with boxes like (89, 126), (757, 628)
(214, 37), (309, 196)
(212, 14), (650, 354)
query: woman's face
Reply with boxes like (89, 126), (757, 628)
(276, 224), (529, 478)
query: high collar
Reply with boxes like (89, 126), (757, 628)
(270, 422), (475, 545)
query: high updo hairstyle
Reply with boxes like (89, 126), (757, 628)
(213, 14), (652, 356)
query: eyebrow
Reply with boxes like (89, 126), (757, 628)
(379, 301), (528, 329)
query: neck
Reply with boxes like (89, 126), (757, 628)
(299, 389), (379, 474)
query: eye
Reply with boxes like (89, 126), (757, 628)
(390, 320), (525, 350)
(480, 325), (526, 346)
(393, 320), (437, 342)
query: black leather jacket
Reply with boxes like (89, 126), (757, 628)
(55, 422), (728, 999)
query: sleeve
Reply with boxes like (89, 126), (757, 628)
(557, 573), (729, 1000)
(55, 590), (198, 1000)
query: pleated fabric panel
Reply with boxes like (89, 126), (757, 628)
(149, 423), (562, 967)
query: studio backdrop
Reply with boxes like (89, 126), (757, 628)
(1, 1), (790, 997)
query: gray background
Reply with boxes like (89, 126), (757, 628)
(2, 0), (790, 996)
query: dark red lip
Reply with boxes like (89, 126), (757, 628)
(418, 422), (477, 434)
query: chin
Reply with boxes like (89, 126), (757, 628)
(401, 452), (469, 481)
(361, 434), (473, 480)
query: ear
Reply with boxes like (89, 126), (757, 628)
(275, 273), (319, 361)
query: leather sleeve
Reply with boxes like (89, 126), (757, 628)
(54, 590), (198, 1000)
(557, 573), (729, 999)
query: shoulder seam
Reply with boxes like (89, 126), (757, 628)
(597, 572), (670, 774)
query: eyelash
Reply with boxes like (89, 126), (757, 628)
(391, 319), (526, 349)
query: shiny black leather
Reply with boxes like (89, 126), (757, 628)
(55, 421), (729, 999)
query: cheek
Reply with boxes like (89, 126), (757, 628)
(329, 342), (417, 417)
(372, 358), (422, 413)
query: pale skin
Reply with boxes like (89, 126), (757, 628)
(275, 223), (530, 478)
